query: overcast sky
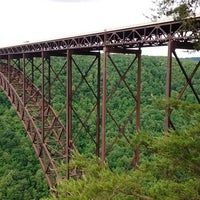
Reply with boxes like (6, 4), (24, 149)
(0, 0), (199, 57)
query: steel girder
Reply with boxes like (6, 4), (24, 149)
(165, 41), (200, 132)
(0, 17), (199, 190)
(0, 55), (70, 189)
(0, 17), (199, 55)
(0, 47), (142, 188)
(0, 43), (199, 189)
(0, 50), (102, 189)
(101, 47), (141, 170)
(66, 50), (101, 178)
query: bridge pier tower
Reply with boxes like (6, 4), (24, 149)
(0, 17), (199, 190)
(165, 41), (200, 132)
(101, 47), (141, 170)
(66, 50), (101, 178)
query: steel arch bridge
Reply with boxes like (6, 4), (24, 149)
(0, 17), (199, 189)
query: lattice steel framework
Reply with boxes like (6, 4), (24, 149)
(165, 41), (200, 131)
(0, 17), (199, 55)
(0, 17), (199, 189)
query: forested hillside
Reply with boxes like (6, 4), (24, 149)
(0, 91), (49, 199)
(0, 55), (199, 199)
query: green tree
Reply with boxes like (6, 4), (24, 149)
(42, 99), (200, 199)
(152, 0), (200, 49)
(153, 0), (200, 20)
(43, 125), (200, 199)
(0, 97), (49, 199)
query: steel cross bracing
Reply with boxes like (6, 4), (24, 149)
(0, 61), (69, 189)
(164, 41), (200, 131)
(0, 17), (199, 190)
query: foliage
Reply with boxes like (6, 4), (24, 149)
(42, 55), (200, 199)
(153, 0), (200, 19)
(152, 0), (200, 49)
(0, 92), (49, 199)
(43, 122), (200, 199)
(0, 55), (199, 199)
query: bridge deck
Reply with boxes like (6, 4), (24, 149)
(0, 17), (199, 57)
(0, 17), (199, 190)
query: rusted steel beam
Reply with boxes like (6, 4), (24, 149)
(0, 17), (199, 55)
(23, 54), (26, 106)
(164, 40), (173, 132)
(42, 52), (45, 143)
(0, 16), (198, 191)
(66, 49), (72, 179)
(7, 55), (11, 82)
(0, 63), (57, 189)
(102, 46), (107, 166)
(173, 51), (200, 103)
(164, 39), (200, 132)
(69, 52), (101, 159)
(136, 50), (141, 132)
(134, 49), (141, 170)
(96, 53), (101, 157)
(101, 47), (142, 169)
(177, 60), (200, 101)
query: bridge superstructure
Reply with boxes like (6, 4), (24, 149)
(0, 17), (199, 189)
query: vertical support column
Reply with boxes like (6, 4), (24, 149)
(7, 55), (11, 83)
(23, 54), (26, 106)
(164, 40), (173, 132)
(41, 51), (45, 142)
(66, 49), (72, 179)
(30, 57), (35, 96)
(102, 47), (107, 165)
(96, 53), (101, 157)
(48, 56), (51, 104)
(134, 50), (141, 170)
(31, 57), (34, 83)
(136, 50), (141, 132)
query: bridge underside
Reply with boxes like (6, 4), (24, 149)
(0, 18), (199, 189)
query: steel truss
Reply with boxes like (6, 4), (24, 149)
(0, 53), (70, 189)
(0, 47), (142, 188)
(0, 17), (199, 55)
(165, 41), (200, 131)
(0, 17), (199, 190)
(102, 47), (141, 170)
(66, 50), (101, 178)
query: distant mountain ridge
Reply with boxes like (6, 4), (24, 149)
(185, 57), (200, 62)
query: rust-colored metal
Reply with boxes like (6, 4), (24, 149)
(0, 17), (199, 189)
(7, 55), (11, 82)
(101, 47), (142, 170)
(102, 46), (107, 166)
(134, 49), (141, 170)
(174, 51), (200, 102)
(0, 17), (199, 55)
(164, 40), (173, 132)
(0, 63), (56, 188)
(0, 58), (70, 189)
(96, 53), (101, 157)
(42, 52), (45, 142)
(136, 51), (141, 132)
(164, 40), (200, 131)
(66, 49), (101, 174)
(71, 52), (101, 151)
(66, 49), (72, 179)
(23, 54), (26, 106)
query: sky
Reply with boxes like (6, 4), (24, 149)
(0, 0), (199, 57)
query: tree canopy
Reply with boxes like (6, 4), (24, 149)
(0, 55), (199, 199)
(152, 0), (200, 49)
(153, 0), (200, 20)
